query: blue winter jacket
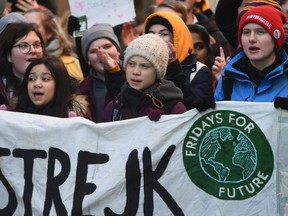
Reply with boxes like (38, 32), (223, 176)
(214, 47), (288, 102)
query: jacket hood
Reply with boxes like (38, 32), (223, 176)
(143, 11), (193, 63)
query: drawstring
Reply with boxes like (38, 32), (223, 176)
(145, 93), (164, 109)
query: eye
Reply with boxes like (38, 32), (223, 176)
(160, 32), (168, 36)
(140, 64), (151, 69)
(127, 61), (136, 67)
(19, 43), (29, 49)
(103, 44), (113, 50)
(42, 75), (53, 81)
(42, 77), (50, 81)
(28, 76), (36, 82)
(33, 43), (42, 49)
(257, 29), (267, 34)
(89, 48), (97, 54)
(242, 29), (250, 35)
(194, 43), (206, 50)
(160, 31), (170, 37)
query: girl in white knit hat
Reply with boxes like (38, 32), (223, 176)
(102, 33), (186, 122)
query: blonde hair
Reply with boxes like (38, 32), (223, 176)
(25, 8), (75, 56)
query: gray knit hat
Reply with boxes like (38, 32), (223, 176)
(124, 34), (169, 79)
(0, 0), (6, 16)
(0, 12), (27, 34)
(81, 23), (120, 62)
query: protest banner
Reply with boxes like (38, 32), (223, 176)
(0, 101), (287, 215)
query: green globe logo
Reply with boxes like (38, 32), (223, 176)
(183, 110), (273, 200)
(200, 127), (257, 183)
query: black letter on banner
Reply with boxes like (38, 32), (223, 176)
(104, 149), (141, 216)
(43, 147), (71, 216)
(0, 148), (17, 215)
(13, 149), (47, 216)
(72, 151), (109, 216)
(143, 145), (183, 216)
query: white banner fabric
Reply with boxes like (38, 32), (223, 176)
(0, 101), (287, 216)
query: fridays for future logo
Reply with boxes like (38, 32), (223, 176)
(183, 110), (273, 200)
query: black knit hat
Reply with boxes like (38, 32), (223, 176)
(144, 16), (173, 34)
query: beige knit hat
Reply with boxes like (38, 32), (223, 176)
(124, 34), (169, 79)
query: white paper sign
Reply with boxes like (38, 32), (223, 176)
(68, 0), (136, 28)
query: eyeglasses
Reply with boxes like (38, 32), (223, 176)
(13, 42), (43, 54)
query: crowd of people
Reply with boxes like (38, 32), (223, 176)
(1, 0), (288, 122)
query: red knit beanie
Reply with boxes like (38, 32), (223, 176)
(238, 5), (287, 51)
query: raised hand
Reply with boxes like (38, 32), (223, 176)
(167, 41), (177, 63)
(212, 47), (228, 81)
(95, 47), (117, 70)
(121, 22), (139, 47)
(0, 104), (7, 111)
(15, 0), (38, 12)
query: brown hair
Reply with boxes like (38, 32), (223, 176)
(153, 0), (188, 23)
(25, 8), (75, 56)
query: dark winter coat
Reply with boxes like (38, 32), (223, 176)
(103, 79), (187, 122)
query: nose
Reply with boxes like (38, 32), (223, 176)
(28, 45), (36, 53)
(34, 78), (42, 87)
(248, 32), (256, 42)
(132, 65), (141, 75)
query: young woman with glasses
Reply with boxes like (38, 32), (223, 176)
(0, 22), (45, 109)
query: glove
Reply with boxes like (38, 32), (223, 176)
(191, 96), (216, 112)
(148, 108), (165, 121)
(0, 104), (7, 110)
(274, 97), (288, 110)
(68, 111), (77, 118)
(67, 16), (81, 36)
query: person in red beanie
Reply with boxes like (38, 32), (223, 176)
(215, 0), (283, 51)
(212, 0), (285, 93)
(214, 5), (288, 110)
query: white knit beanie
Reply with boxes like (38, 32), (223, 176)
(124, 34), (169, 79)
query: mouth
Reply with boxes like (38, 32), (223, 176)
(131, 79), (141, 83)
(249, 46), (260, 51)
(26, 58), (38, 62)
(33, 92), (44, 99)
